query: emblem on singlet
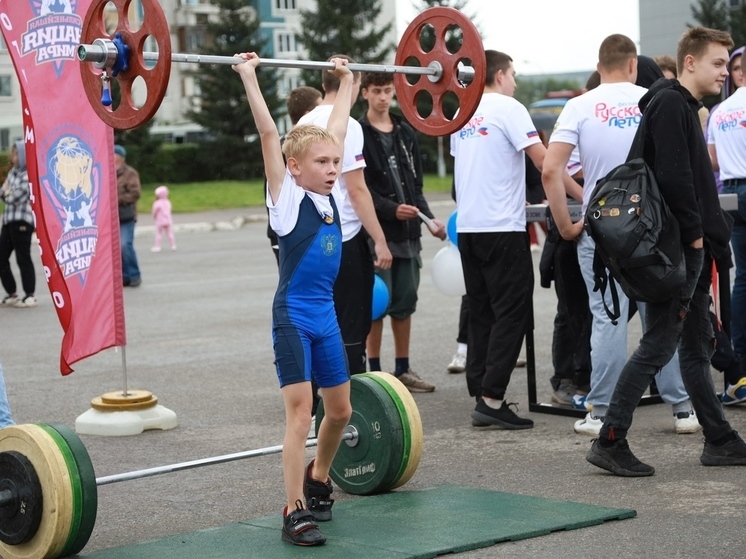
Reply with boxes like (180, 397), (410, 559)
(321, 233), (339, 256)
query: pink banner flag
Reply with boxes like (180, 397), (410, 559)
(1, 0), (126, 374)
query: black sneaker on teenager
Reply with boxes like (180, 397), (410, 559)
(700, 431), (746, 466)
(471, 399), (534, 429)
(304, 460), (335, 521)
(281, 500), (326, 546)
(586, 438), (655, 477)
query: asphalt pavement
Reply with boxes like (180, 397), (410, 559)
(2, 196), (745, 559)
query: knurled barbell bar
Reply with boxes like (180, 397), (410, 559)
(77, 0), (485, 135)
(0, 373), (423, 559)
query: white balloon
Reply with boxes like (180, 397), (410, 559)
(431, 244), (466, 297)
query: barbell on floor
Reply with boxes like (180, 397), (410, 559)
(77, 0), (485, 135)
(0, 373), (423, 559)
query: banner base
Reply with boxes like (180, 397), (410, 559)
(75, 393), (178, 436)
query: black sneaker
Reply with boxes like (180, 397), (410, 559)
(281, 500), (326, 546)
(471, 400), (534, 429)
(304, 460), (334, 521)
(586, 438), (655, 477)
(701, 431), (746, 466)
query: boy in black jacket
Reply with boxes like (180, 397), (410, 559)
(359, 72), (446, 393)
(588, 27), (746, 476)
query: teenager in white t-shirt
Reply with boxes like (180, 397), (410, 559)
(708, 62), (746, 405)
(298, 57), (392, 374)
(543, 35), (697, 437)
(450, 50), (545, 430)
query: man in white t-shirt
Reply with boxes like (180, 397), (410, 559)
(450, 50), (548, 429)
(542, 34), (697, 436)
(298, 56), (392, 375)
(708, 57), (746, 405)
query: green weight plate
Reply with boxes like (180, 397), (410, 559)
(46, 424), (97, 558)
(364, 373), (423, 489)
(316, 375), (404, 495)
(361, 374), (411, 487)
(37, 425), (81, 559)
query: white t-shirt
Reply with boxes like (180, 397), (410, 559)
(707, 87), (746, 180)
(450, 92), (540, 232)
(297, 105), (366, 241)
(267, 170), (343, 236)
(550, 82), (647, 212)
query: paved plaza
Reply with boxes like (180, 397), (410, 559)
(2, 196), (744, 558)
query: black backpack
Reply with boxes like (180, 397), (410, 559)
(584, 114), (686, 324)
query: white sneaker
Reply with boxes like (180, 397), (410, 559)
(574, 413), (603, 436)
(13, 296), (37, 308)
(1, 294), (19, 306)
(447, 352), (466, 373)
(674, 410), (702, 434)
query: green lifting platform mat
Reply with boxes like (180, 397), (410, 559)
(81, 485), (636, 559)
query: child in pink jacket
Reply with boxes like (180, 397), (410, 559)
(151, 185), (176, 251)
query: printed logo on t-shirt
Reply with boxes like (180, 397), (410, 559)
(712, 109), (746, 132)
(527, 130), (539, 138)
(456, 115), (488, 139)
(595, 101), (641, 129)
(355, 153), (365, 162)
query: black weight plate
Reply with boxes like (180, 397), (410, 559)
(0, 451), (43, 546)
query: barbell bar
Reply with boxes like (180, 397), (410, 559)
(0, 373), (423, 559)
(77, 40), (476, 85)
(78, 0), (486, 135)
(0, 428), (358, 503)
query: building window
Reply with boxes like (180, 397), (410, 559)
(276, 0), (297, 10)
(0, 76), (11, 97)
(0, 129), (9, 152)
(731, 0), (741, 6)
(276, 33), (297, 54)
(0, 35), (6, 51)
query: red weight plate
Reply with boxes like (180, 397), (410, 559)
(394, 7), (485, 136)
(80, 0), (171, 130)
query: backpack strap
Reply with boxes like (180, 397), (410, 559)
(592, 248), (621, 325)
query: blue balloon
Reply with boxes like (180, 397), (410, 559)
(372, 274), (390, 321)
(447, 210), (458, 247)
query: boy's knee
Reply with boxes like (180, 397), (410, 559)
(324, 402), (352, 424)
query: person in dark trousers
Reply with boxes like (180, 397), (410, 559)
(359, 71), (446, 393)
(450, 50), (551, 429)
(587, 27), (746, 476)
(115, 144), (142, 287)
(0, 141), (36, 307)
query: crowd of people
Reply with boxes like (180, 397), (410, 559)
(2, 21), (746, 547)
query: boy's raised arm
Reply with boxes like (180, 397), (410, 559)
(232, 52), (285, 204)
(326, 58), (353, 161)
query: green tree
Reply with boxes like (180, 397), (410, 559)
(690, 0), (731, 29)
(296, 0), (394, 95)
(691, 0), (746, 48)
(187, 0), (283, 179)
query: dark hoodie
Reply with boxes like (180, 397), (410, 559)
(635, 55), (665, 89)
(638, 79), (732, 260)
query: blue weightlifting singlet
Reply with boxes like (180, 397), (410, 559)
(270, 178), (350, 388)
